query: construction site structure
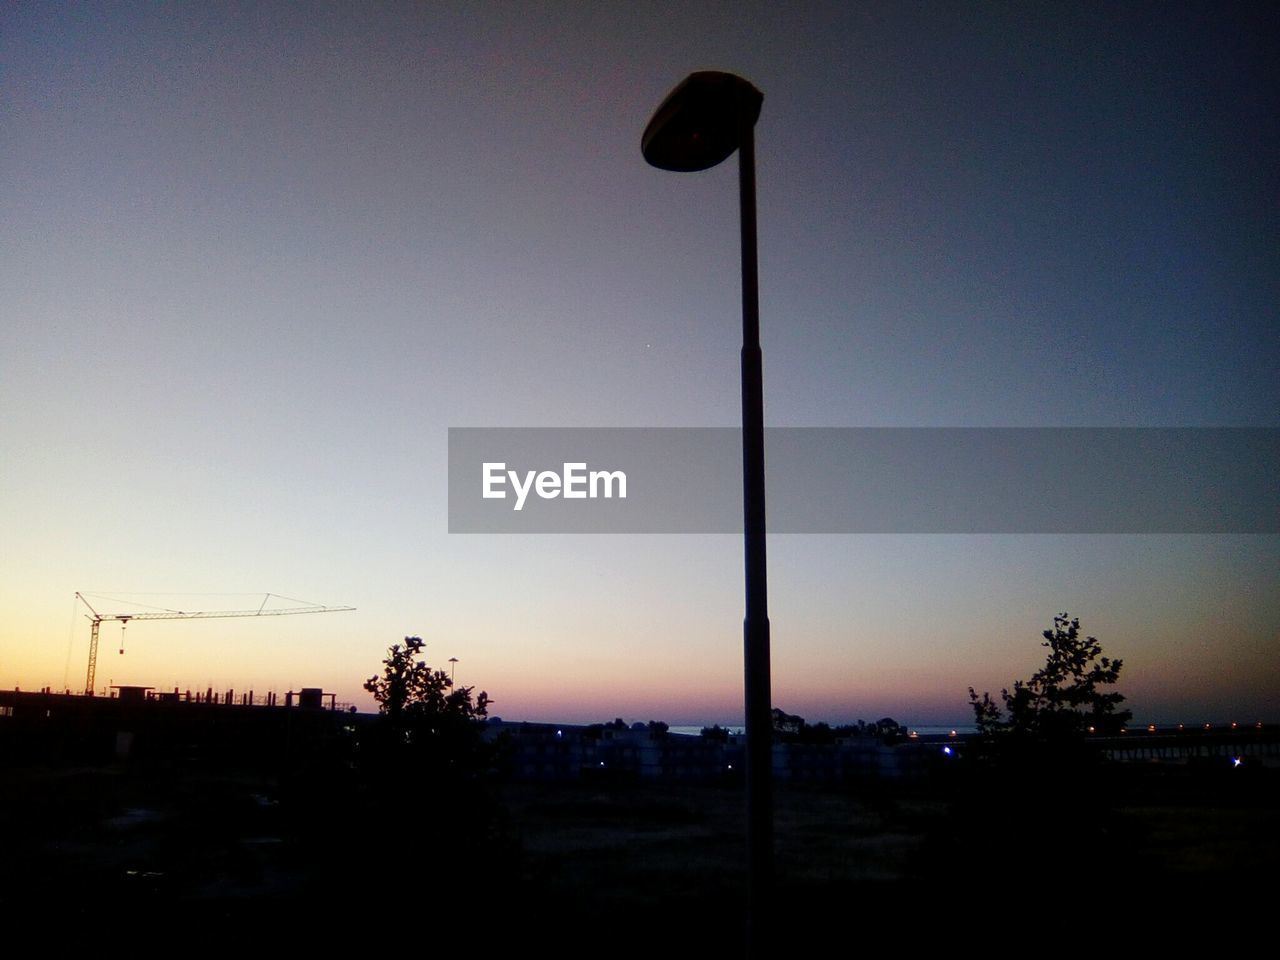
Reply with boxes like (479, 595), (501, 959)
(76, 592), (355, 695)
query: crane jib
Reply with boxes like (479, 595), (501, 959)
(74, 592), (355, 695)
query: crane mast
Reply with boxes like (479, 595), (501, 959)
(76, 592), (355, 695)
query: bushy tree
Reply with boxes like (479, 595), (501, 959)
(969, 613), (1132, 741)
(278, 636), (511, 916)
(362, 636), (492, 778)
(935, 616), (1137, 891)
(364, 636), (490, 729)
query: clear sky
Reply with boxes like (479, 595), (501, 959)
(3, 2), (1276, 726)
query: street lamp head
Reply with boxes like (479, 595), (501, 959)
(641, 71), (762, 172)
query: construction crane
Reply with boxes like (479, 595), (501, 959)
(76, 592), (356, 695)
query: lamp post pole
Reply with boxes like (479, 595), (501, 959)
(736, 117), (773, 957)
(642, 71), (771, 955)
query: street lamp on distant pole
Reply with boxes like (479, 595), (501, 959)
(642, 71), (772, 955)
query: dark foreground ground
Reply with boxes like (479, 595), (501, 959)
(2, 757), (1275, 948)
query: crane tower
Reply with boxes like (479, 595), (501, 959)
(76, 592), (356, 695)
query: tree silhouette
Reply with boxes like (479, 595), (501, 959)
(362, 636), (492, 779)
(284, 637), (509, 915)
(364, 635), (489, 728)
(932, 615), (1138, 891)
(969, 613), (1132, 742)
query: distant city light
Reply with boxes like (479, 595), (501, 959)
(1231, 757), (1243, 768)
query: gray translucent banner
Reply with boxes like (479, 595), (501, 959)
(448, 428), (1279, 533)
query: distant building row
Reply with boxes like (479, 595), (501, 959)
(483, 719), (942, 783)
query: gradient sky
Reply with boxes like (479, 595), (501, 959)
(3, 2), (1276, 726)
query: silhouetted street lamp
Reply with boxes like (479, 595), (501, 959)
(642, 71), (771, 955)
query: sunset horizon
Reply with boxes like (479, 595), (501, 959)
(4, 3), (1275, 760)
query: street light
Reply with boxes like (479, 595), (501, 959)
(643, 71), (772, 955)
